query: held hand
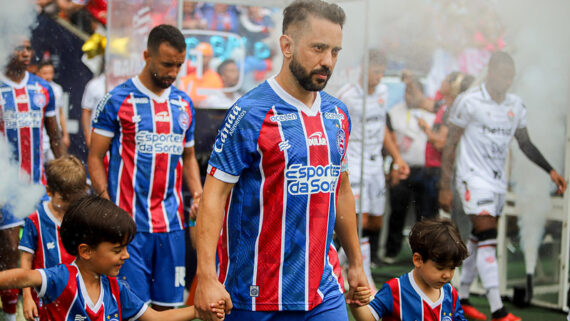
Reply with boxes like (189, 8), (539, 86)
(23, 296), (39, 321)
(395, 160), (410, 180)
(195, 277), (232, 321)
(350, 286), (371, 306)
(189, 192), (202, 221)
(550, 170), (567, 195)
(417, 118), (429, 133)
(438, 189), (453, 213)
(345, 265), (370, 306)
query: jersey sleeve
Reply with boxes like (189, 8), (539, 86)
(448, 95), (472, 128)
(44, 83), (57, 118)
(117, 279), (148, 321)
(368, 282), (394, 320)
(18, 217), (38, 254)
(453, 292), (468, 321)
(91, 92), (117, 138)
(207, 104), (258, 183)
(81, 80), (99, 111)
(37, 264), (69, 304)
(184, 98), (196, 148)
(517, 102), (528, 129)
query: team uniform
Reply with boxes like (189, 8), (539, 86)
(208, 77), (349, 317)
(37, 263), (147, 321)
(337, 83), (388, 215)
(0, 72), (55, 229)
(368, 272), (466, 321)
(92, 76), (195, 305)
(449, 84), (527, 217)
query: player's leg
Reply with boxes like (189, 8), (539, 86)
(0, 225), (21, 321)
(384, 176), (412, 263)
(118, 232), (153, 304)
(362, 171), (385, 267)
(150, 230), (186, 310)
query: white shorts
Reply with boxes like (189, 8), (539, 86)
(349, 167), (385, 216)
(456, 181), (505, 217)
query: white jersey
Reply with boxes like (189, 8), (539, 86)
(337, 83), (388, 172)
(81, 73), (106, 123)
(449, 84), (527, 193)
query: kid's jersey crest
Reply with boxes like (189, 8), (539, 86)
(369, 272), (466, 321)
(19, 201), (74, 269)
(0, 72), (55, 183)
(38, 264), (147, 321)
(208, 77), (350, 311)
(92, 77), (195, 233)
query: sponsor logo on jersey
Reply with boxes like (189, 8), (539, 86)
(132, 115), (141, 123)
(481, 125), (512, 136)
(324, 112), (344, 120)
(270, 112), (297, 122)
(92, 93), (112, 124)
(336, 129), (346, 156)
(155, 111), (170, 122)
(178, 111), (190, 130)
(214, 105), (246, 153)
(32, 93), (46, 108)
(285, 163), (341, 195)
(507, 109), (515, 119)
(308, 132), (327, 146)
(249, 285), (259, 297)
(74, 315), (87, 321)
(3, 110), (42, 129)
(15, 94), (28, 104)
(126, 97), (149, 105)
(279, 140), (291, 151)
(135, 131), (184, 155)
(442, 316), (452, 321)
(170, 98), (189, 109)
(47, 242), (55, 250)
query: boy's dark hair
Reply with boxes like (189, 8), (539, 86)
(45, 156), (88, 203)
(409, 218), (468, 267)
(282, 0), (346, 35)
(147, 24), (186, 54)
(61, 195), (136, 256)
(38, 60), (54, 70)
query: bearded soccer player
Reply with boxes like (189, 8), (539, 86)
(0, 38), (65, 321)
(194, 1), (369, 320)
(88, 25), (202, 310)
(439, 51), (566, 321)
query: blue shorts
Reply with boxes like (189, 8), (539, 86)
(118, 230), (186, 306)
(226, 292), (347, 321)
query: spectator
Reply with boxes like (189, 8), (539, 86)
(179, 42), (223, 107)
(182, 1), (206, 30)
(201, 3), (239, 32)
(200, 59), (242, 109)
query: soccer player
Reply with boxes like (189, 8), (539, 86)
(88, 25), (203, 310)
(0, 195), (225, 321)
(0, 38), (65, 321)
(19, 156), (88, 320)
(350, 218), (469, 321)
(337, 49), (409, 270)
(439, 51), (567, 321)
(194, 0), (369, 320)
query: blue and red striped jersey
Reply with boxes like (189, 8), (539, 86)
(38, 264), (147, 321)
(92, 77), (195, 233)
(369, 272), (467, 321)
(208, 77), (350, 311)
(0, 72), (56, 184)
(19, 201), (74, 269)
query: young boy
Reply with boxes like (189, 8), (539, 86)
(19, 156), (88, 320)
(350, 218), (469, 321)
(1, 195), (225, 321)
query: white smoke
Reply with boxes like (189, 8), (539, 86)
(0, 0), (45, 219)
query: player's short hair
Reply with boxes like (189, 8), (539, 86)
(488, 51), (515, 71)
(448, 71), (475, 96)
(61, 195), (136, 256)
(45, 156), (88, 203)
(409, 218), (468, 267)
(38, 60), (54, 71)
(369, 49), (387, 67)
(217, 59), (237, 76)
(147, 24), (186, 54)
(282, 0), (346, 35)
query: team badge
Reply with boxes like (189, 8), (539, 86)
(33, 93), (46, 108)
(178, 111), (189, 130)
(507, 109), (515, 119)
(336, 129), (345, 156)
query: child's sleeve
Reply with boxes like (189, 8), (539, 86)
(18, 218), (38, 254)
(453, 289), (468, 321)
(368, 282), (394, 320)
(118, 279), (148, 321)
(37, 265), (70, 304)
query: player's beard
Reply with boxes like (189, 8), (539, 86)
(149, 67), (176, 89)
(289, 54), (331, 91)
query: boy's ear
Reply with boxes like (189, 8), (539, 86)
(45, 186), (53, 198)
(77, 243), (94, 260)
(412, 252), (423, 268)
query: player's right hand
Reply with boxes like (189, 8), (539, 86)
(438, 189), (453, 213)
(23, 296), (38, 321)
(195, 277), (233, 321)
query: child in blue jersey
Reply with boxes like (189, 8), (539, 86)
(1, 195), (225, 321)
(19, 156), (89, 320)
(350, 218), (469, 321)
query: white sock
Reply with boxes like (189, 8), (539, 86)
(4, 313), (17, 321)
(477, 242), (499, 289)
(459, 236), (478, 300)
(487, 287), (503, 313)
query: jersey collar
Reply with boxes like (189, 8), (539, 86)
(76, 262), (105, 313)
(0, 71), (29, 88)
(132, 76), (171, 103)
(267, 76), (321, 117)
(408, 271), (444, 308)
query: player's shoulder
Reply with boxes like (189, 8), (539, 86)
(231, 81), (276, 114)
(505, 93), (525, 109)
(27, 73), (51, 91)
(321, 91), (349, 113)
(335, 83), (358, 99)
(457, 85), (483, 103)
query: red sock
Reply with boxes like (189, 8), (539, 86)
(0, 288), (19, 314)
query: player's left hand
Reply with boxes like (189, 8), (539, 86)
(395, 159), (410, 180)
(350, 286), (371, 306)
(345, 265), (370, 306)
(190, 192), (202, 220)
(550, 170), (567, 195)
